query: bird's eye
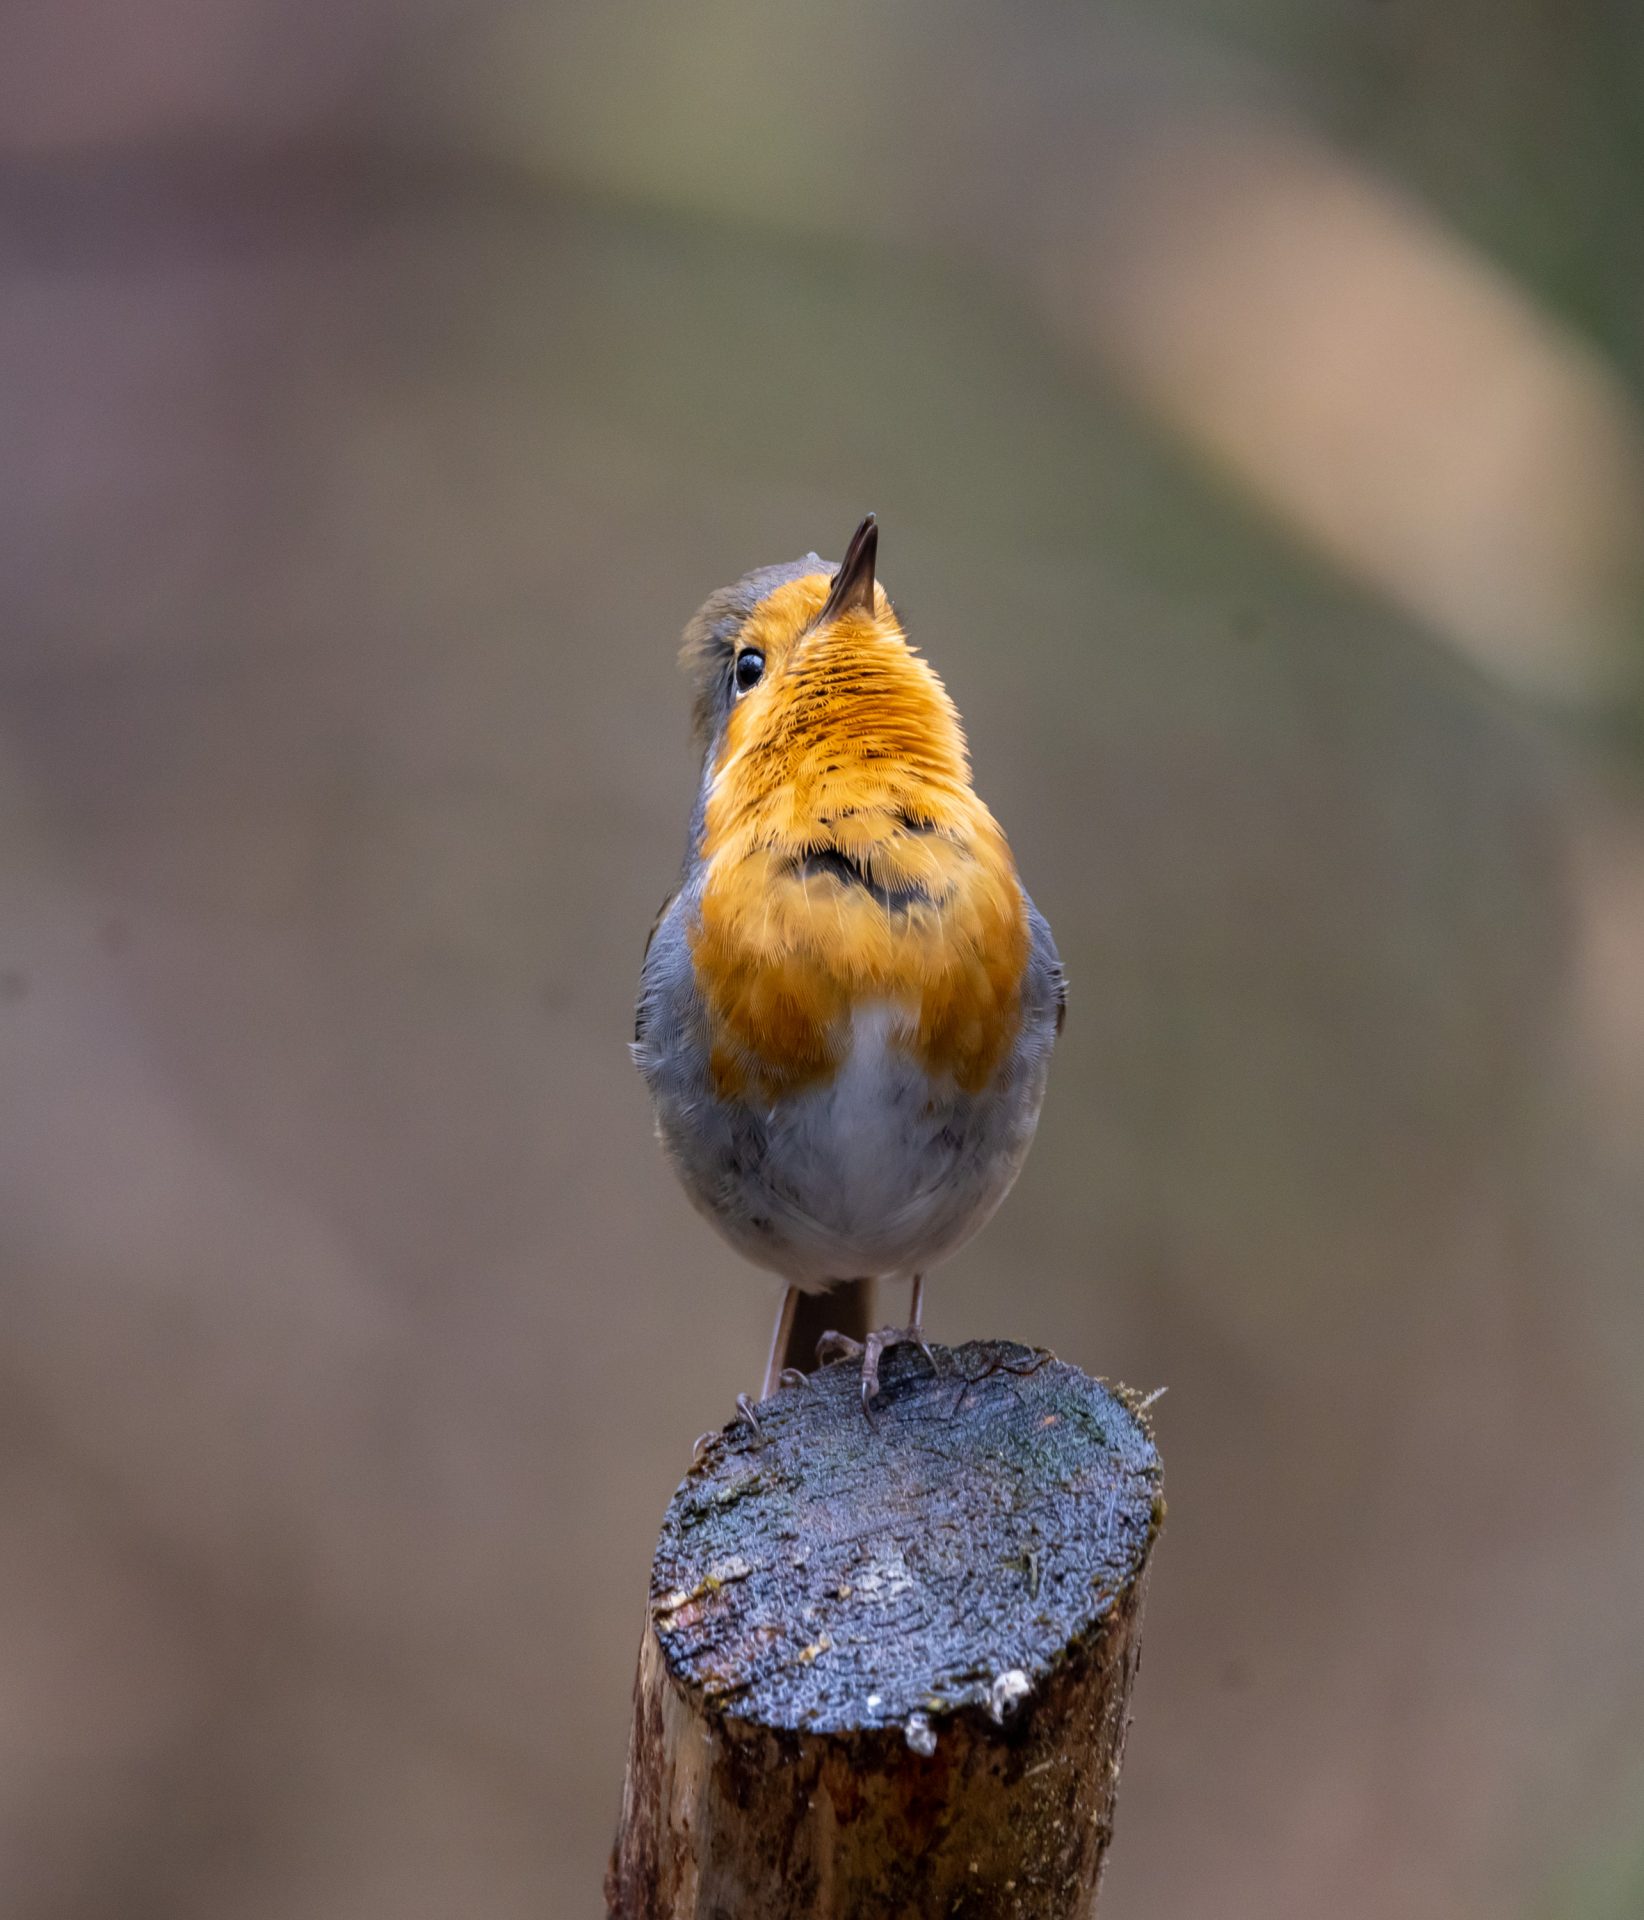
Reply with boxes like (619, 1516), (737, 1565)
(734, 649), (766, 693)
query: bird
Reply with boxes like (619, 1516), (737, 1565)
(633, 514), (1063, 1422)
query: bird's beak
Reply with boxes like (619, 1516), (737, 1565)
(819, 513), (878, 624)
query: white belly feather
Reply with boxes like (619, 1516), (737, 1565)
(754, 1002), (1005, 1287)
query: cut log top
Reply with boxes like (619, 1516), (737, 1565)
(655, 1341), (1161, 1744)
(611, 1340), (1163, 1918)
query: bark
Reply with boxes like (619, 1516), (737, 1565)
(607, 1340), (1163, 1919)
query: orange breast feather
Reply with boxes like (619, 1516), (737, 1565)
(689, 577), (1029, 1101)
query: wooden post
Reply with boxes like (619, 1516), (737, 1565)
(607, 1340), (1163, 1919)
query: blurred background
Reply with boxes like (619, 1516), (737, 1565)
(3, 2), (1643, 1915)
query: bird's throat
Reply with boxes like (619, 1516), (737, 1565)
(693, 620), (1028, 1102)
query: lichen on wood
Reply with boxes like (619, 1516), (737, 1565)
(607, 1340), (1163, 1918)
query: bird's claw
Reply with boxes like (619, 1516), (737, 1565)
(815, 1329), (864, 1367)
(693, 1382), (783, 1469)
(734, 1391), (766, 1444)
(817, 1325), (942, 1421)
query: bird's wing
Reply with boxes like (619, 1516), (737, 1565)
(633, 889), (677, 1048)
(1025, 898), (1066, 1039)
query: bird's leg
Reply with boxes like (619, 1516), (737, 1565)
(760, 1286), (801, 1401)
(817, 1274), (939, 1420)
(901, 1272), (940, 1377)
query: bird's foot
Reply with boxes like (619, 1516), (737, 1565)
(692, 1373), (815, 1466)
(815, 1325), (942, 1421)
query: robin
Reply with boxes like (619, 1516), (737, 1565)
(634, 515), (1063, 1422)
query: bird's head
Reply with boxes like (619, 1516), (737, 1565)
(681, 514), (971, 841)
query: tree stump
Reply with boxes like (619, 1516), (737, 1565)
(607, 1340), (1164, 1919)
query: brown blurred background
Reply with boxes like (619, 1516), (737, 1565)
(3, 3), (1643, 1915)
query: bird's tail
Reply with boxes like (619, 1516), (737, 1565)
(783, 1279), (875, 1375)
